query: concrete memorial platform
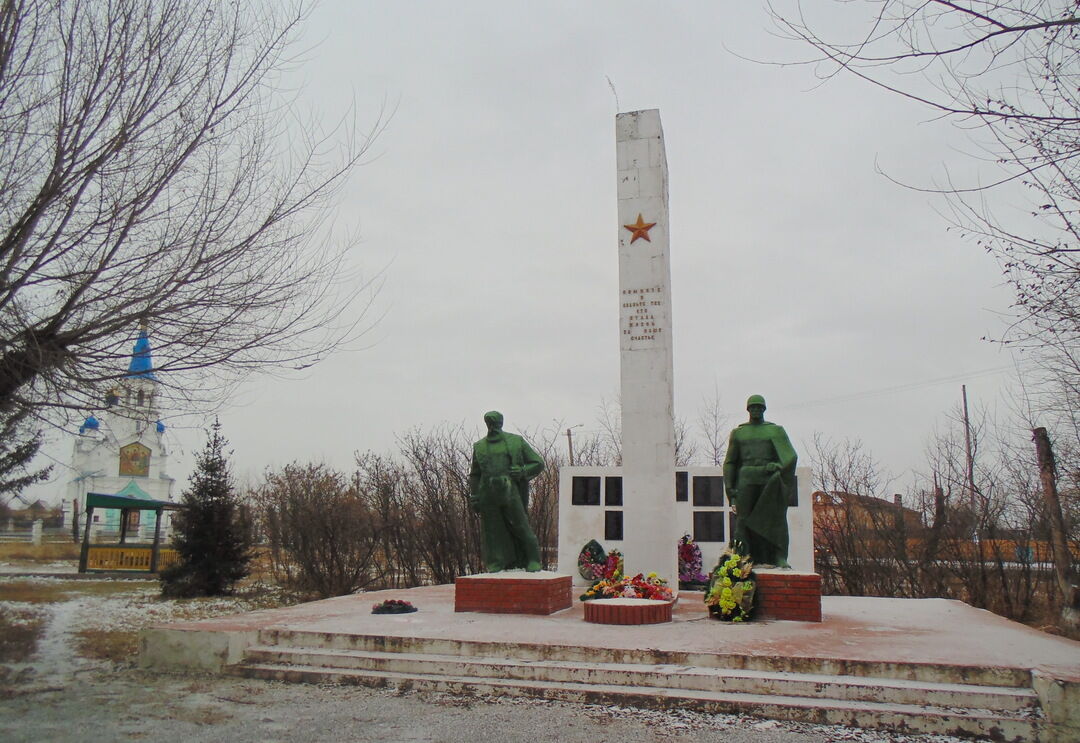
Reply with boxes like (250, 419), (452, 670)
(141, 587), (1080, 742)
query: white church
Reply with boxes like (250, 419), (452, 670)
(62, 326), (176, 541)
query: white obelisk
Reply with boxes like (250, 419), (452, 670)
(616, 109), (678, 586)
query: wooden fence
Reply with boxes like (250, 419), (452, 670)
(84, 545), (180, 572)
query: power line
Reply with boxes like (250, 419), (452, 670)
(786, 364), (1018, 410)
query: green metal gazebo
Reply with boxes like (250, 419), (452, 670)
(78, 491), (183, 573)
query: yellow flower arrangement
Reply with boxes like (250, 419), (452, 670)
(704, 547), (755, 622)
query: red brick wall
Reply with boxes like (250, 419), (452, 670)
(455, 574), (572, 615)
(584, 600), (673, 625)
(755, 572), (821, 622)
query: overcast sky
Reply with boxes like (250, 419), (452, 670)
(30, 1), (1027, 504)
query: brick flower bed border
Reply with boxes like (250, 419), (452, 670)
(583, 598), (674, 625)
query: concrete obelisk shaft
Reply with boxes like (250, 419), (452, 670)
(616, 110), (677, 586)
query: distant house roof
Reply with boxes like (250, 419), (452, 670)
(7, 495), (51, 512)
(813, 490), (923, 526)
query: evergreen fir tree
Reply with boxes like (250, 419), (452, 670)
(0, 408), (52, 503)
(161, 419), (253, 597)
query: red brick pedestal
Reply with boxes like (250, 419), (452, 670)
(455, 572), (572, 615)
(584, 598), (674, 625)
(754, 570), (822, 622)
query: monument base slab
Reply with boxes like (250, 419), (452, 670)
(755, 569), (822, 622)
(454, 572), (571, 615)
(584, 598), (673, 625)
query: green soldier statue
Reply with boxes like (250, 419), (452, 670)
(723, 395), (798, 568)
(468, 411), (544, 572)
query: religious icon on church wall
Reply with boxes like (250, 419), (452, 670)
(119, 442), (151, 477)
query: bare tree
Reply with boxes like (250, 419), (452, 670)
(697, 383), (729, 466)
(768, 1), (1079, 421)
(256, 462), (384, 599)
(0, 0), (380, 432)
(808, 433), (914, 596)
(674, 415), (698, 467)
(353, 451), (424, 588)
(594, 395), (623, 465)
(916, 406), (1063, 621)
(394, 425), (481, 584)
(587, 394), (699, 465)
(809, 404), (1074, 628)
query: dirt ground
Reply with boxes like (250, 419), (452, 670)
(2, 666), (983, 743)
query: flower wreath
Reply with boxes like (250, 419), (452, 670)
(678, 534), (709, 589)
(704, 547), (755, 622)
(578, 541), (623, 583)
(371, 599), (417, 615)
(580, 571), (673, 602)
(577, 539), (607, 581)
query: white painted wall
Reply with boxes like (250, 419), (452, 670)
(557, 465), (815, 586)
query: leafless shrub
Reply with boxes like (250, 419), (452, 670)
(812, 407), (1077, 629)
(393, 426), (480, 585)
(256, 463), (383, 599)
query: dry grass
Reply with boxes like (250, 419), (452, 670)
(73, 628), (139, 665)
(0, 542), (79, 561)
(0, 579), (155, 604)
(0, 605), (46, 662)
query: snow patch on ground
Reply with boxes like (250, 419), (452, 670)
(1, 578), (285, 686)
(29, 600), (96, 681)
(0, 561), (78, 574)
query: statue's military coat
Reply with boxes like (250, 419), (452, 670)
(469, 432), (544, 510)
(723, 420), (798, 563)
(468, 431), (544, 571)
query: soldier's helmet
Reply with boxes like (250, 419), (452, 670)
(746, 394), (766, 410)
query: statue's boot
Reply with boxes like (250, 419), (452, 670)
(773, 541), (791, 569)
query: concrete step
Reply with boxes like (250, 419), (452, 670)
(226, 661), (1043, 742)
(257, 628), (1033, 688)
(241, 644), (1039, 713)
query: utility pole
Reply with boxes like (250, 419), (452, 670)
(1032, 426), (1079, 627)
(565, 424), (583, 466)
(961, 385), (975, 512)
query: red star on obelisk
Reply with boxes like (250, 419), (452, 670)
(623, 213), (656, 243)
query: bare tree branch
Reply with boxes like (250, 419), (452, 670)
(0, 0), (384, 433)
(768, 0), (1079, 435)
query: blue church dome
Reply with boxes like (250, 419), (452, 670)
(156, 420), (166, 433)
(79, 416), (100, 434)
(127, 327), (157, 380)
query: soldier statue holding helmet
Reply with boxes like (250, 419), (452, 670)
(723, 395), (798, 568)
